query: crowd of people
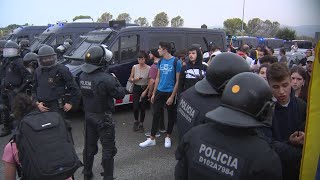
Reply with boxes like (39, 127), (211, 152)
(0, 37), (316, 180)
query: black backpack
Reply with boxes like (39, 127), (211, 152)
(14, 111), (81, 180)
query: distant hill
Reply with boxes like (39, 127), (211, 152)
(291, 25), (320, 37)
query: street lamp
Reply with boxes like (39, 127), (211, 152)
(241, 0), (246, 33)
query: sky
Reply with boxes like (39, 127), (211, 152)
(0, 0), (319, 28)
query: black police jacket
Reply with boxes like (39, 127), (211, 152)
(79, 68), (125, 113)
(176, 86), (221, 140)
(175, 123), (282, 180)
(2, 57), (28, 88)
(32, 64), (80, 106)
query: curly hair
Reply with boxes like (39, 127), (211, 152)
(12, 93), (36, 121)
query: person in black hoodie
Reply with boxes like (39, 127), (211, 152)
(265, 62), (306, 180)
(178, 46), (206, 94)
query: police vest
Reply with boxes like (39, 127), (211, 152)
(35, 64), (66, 102)
(3, 58), (23, 87)
(177, 86), (221, 140)
(79, 70), (113, 113)
(177, 123), (282, 180)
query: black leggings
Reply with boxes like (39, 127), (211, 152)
(132, 84), (148, 123)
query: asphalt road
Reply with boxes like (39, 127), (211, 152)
(0, 105), (179, 180)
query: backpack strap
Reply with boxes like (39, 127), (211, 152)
(174, 57), (178, 83)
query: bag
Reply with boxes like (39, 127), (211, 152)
(15, 111), (82, 180)
(126, 80), (134, 93)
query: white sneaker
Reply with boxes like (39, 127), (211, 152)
(164, 137), (171, 148)
(139, 138), (156, 148)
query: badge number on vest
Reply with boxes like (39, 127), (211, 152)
(80, 80), (92, 89)
(194, 142), (243, 178)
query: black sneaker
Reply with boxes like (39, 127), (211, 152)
(138, 124), (145, 133)
(84, 172), (93, 180)
(133, 121), (139, 132)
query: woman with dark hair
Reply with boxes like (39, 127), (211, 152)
(129, 50), (150, 132)
(290, 66), (307, 102)
(258, 63), (270, 81)
(2, 93), (72, 180)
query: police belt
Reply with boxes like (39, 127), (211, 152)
(41, 98), (64, 110)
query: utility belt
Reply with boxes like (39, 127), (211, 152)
(41, 97), (65, 111)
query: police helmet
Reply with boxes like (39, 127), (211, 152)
(37, 45), (57, 68)
(23, 52), (38, 67)
(206, 72), (274, 128)
(19, 39), (29, 48)
(81, 45), (113, 73)
(64, 38), (73, 45)
(3, 41), (20, 58)
(195, 52), (250, 95)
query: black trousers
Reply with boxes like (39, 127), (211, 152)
(83, 112), (116, 180)
(132, 84), (148, 123)
(0, 90), (15, 130)
(151, 91), (176, 137)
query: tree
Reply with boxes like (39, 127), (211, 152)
(73, 15), (92, 22)
(246, 18), (280, 37)
(201, 24), (207, 29)
(246, 18), (263, 36)
(223, 18), (246, 35)
(134, 17), (149, 26)
(152, 12), (169, 27)
(171, 16), (184, 27)
(275, 27), (296, 40)
(97, 12), (113, 23)
(116, 13), (131, 23)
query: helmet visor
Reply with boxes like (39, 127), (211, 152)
(3, 48), (19, 57)
(38, 54), (57, 67)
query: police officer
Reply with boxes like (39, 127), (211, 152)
(177, 52), (250, 140)
(56, 38), (73, 60)
(20, 52), (38, 96)
(0, 41), (29, 137)
(32, 45), (80, 114)
(0, 40), (7, 85)
(19, 39), (30, 58)
(80, 45), (125, 180)
(175, 72), (282, 180)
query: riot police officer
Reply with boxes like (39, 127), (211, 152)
(0, 41), (29, 137)
(56, 38), (73, 60)
(0, 40), (7, 86)
(177, 52), (250, 140)
(175, 72), (282, 180)
(32, 45), (80, 113)
(80, 45), (125, 180)
(20, 52), (38, 96)
(19, 39), (30, 58)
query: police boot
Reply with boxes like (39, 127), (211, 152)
(83, 172), (93, 180)
(102, 159), (114, 180)
(0, 125), (11, 137)
(0, 109), (11, 137)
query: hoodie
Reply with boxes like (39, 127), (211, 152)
(178, 48), (207, 94)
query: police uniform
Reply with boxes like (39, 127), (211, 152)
(177, 52), (251, 140)
(32, 45), (80, 112)
(0, 41), (29, 137)
(80, 45), (125, 180)
(21, 52), (38, 96)
(175, 72), (282, 180)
